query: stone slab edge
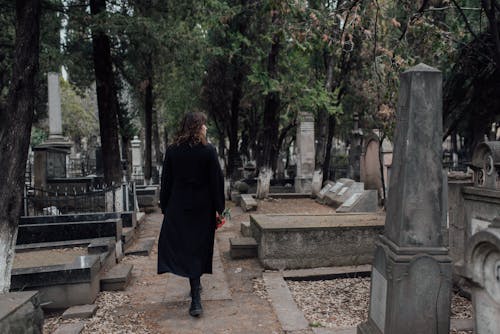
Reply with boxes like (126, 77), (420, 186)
(283, 265), (372, 281)
(53, 322), (85, 334)
(262, 272), (310, 332)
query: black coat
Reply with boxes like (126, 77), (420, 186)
(157, 142), (225, 278)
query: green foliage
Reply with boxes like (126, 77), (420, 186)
(60, 78), (99, 141)
(30, 127), (48, 147)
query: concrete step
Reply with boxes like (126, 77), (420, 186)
(240, 194), (257, 212)
(121, 227), (136, 249)
(229, 237), (258, 259)
(61, 304), (97, 320)
(125, 238), (155, 256)
(100, 263), (134, 291)
(53, 322), (85, 334)
(240, 221), (251, 237)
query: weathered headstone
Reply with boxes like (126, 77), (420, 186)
(311, 169), (323, 198)
(131, 136), (144, 184)
(294, 112), (315, 193)
(358, 64), (451, 334)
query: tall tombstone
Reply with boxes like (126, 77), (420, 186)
(294, 112), (315, 193)
(33, 72), (71, 189)
(357, 64), (451, 334)
(131, 136), (144, 185)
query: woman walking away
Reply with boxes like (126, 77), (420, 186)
(157, 112), (225, 317)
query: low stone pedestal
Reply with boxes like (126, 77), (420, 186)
(250, 213), (385, 269)
(240, 194), (257, 212)
(0, 291), (43, 334)
(358, 236), (452, 334)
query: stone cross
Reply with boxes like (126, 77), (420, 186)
(358, 64), (451, 334)
(47, 72), (64, 140)
(294, 112), (315, 193)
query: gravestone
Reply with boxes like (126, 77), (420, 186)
(34, 73), (72, 189)
(131, 136), (144, 184)
(358, 64), (451, 334)
(294, 112), (315, 193)
(361, 136), (383, 194)
(311, 170), (323, 198)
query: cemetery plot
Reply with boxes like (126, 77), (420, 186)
(249, 213), (384, 269)
(286, 278), (473, 331)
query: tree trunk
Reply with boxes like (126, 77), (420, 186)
(144, 77), (153, 184)
(316, 55), (335, 169)
(0, 0), (40, 293)
(90, 0), (122, 186)
(153, 108), (162, 166)
(227, 70), (243, 180)
(257, 13), (281, 173)
(322, 115), (336, 181)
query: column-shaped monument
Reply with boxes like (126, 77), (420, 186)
(131, 136), (144, 185)
(358, 64), (451, 334)
(295, 112), (315, 193)
(34, 72), (72, 189)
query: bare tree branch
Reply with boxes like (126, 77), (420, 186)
(450, 0), (479, 40)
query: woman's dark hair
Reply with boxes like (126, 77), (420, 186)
(173, 112), (208, 146)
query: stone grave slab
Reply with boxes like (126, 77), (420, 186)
(53, 322), (85, 334)
(240, 194), (257, 212)
(0, 291), (43, 334)
(87, 237), (115, 255)
(283, 264), (371, 281)
(229, 237), (258, 259)
(61, 304), (97, 319)
(250, 213), (385, 269)
(323, 181), (364, 208)
(17, 218), (122, 245)
(124, 238), (155, 256)
(11, 255), (101, 309)
(100, 263), (133, 291)
(337, 190), (378, 213)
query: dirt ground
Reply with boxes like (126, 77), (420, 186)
(45, 198), (333, 334)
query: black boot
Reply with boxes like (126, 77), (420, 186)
(189, 277), (203, 317)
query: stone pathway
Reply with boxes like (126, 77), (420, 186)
(113, 208), (285, 334)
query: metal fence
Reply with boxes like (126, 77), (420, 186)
(23, 182), (137, 216)
(68, 157), (97, 177)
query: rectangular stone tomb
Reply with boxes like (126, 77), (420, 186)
(11, 254), (102, 309)
(135, 185), (159, 208)
(20, 211), (136, 228)
(249, 213), (385, 269)
(0, 291), (43, 334)
(16, 218), (122, 245)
